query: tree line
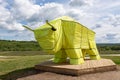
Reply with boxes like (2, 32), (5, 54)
(0, 40), (41, 51)
(0, 40), (120, 51)
(97, 43), (120, 51)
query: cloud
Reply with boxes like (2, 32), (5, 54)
(28, 2), (65, 24)
(106, 33), (117, 40)
(66, 9), (85, 19)
(0, 0), (65, 30)
(11, 0), (65, 28)
(26, 2), (65, 29)
(93, 14), (120, 43)
(11, 0), (40, 20)
(92, 24), (101, 29)
(0, 0), (24, 31)
(0, 0), (120, 43)
(103, 15), (120, 27)
(0, 0), (8, 7)
(69, 0), (94, 7)
(0, 0), (66, 40)
(38, 3), (65, 21)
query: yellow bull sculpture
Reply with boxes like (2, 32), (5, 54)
(23, 16), (101, 65)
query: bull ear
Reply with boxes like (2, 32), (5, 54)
(46, 20), (56, 31)
(22, 25), (34, 32)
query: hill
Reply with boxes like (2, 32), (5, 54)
(0, 40), (120, 51)
(0, 40), (41, 51)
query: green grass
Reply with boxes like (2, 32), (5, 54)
(101, 56), (120, 64)
(0, 51), (48, 56)
(0, 51), (120, 80)
(100, 50), (120, 54)
(0, 55), (53, 75)
(0, 51), (53, 80)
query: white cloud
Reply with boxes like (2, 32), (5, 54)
(38, 3), (65, 21)
(0, 0), (120, 43)
(11, 0), (65, 28)
(0, 6), (10, 22)
(11, 0), (40, 20)
(0, 1), (24, 31)
(66, 9), (85, 20)
(69, 0), (94, 7)
(0, 0), (66, 40)
(0, 0), (8, 7)
(0, 0), (65, 30)
(67, 0), (120, 43)
(93, 14), (120, 43)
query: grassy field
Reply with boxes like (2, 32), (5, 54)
(0, 51), (48, 56)
(0, 55), (53, 75)
(0, 51), (120, 80)
(0, 51), (53, 80)
(101, 56), (120, 64)
(99, 50), (120, 54)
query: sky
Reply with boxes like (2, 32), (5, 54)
(0, 0), (120, 43)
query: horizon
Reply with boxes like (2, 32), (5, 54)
(0, 39), (120, 44)
(0, 0), (120, 43)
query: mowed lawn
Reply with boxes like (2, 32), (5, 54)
(0, 51), (120, 79)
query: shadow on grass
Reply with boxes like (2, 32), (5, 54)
(0, 67), (44, 80)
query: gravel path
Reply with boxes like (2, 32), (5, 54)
(17, 67), (120, 80)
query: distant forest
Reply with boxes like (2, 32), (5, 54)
(0, 40), (120, 51)
(0, 40), (41, 51)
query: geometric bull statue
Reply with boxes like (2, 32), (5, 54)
(23, 16), (101, 65)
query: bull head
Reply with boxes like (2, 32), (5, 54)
(22, 20), (56, 32)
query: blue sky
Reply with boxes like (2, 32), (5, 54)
(0, 0), (120, 43)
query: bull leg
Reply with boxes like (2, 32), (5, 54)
(65, 49), (84, 65)
(88, 40), (101, 60)
(53, 50), (67, 63)
(82, 49), (86, 59)
(86, 48), (101, 60)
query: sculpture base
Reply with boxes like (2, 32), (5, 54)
(35, 59), (116, 76)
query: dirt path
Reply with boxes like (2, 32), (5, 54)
(17, 67), (120, 80)
(101, 54), (120, 56)
(0, 56), (8, 58)
(0, 56), (19, 61)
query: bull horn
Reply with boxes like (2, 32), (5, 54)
(22, 25), (34, 32)
(46, 20), (56, 31)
